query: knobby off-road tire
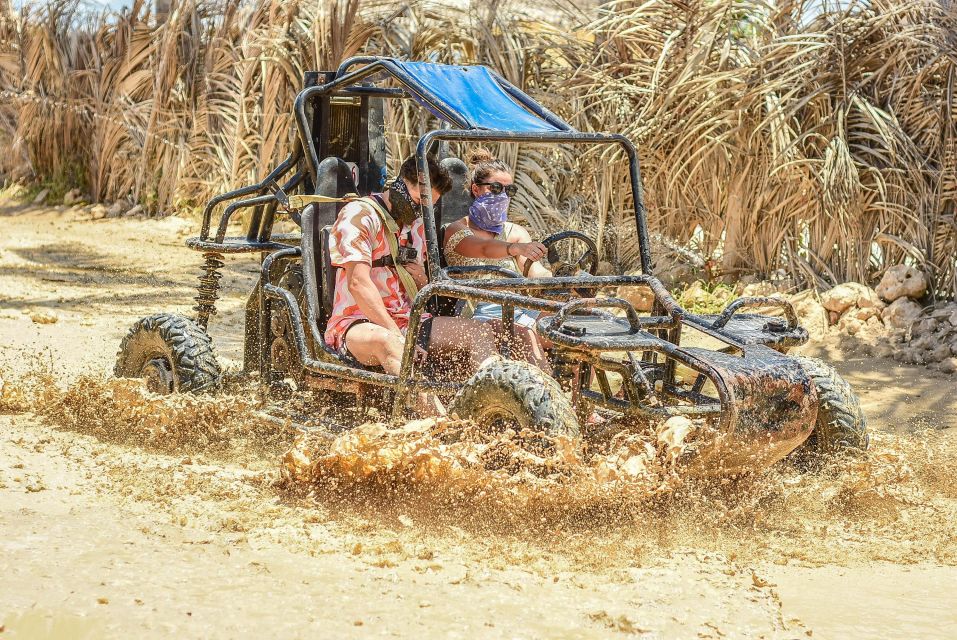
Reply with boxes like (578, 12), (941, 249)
(115, 313), (222, 394)
(450, 358), (581, 451)
(791, 355), (868, 463)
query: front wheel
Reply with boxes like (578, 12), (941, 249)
(115, 313), (222, 394)
(790, 355), (868, 464)
(450, 357), (581, 452)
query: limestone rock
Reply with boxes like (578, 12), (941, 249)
(32, 188), (50, 205)
(788, 291), (829, 338)
(124, 204), (145, 218)
(821, 282), (879, 314)
(940, 357), (957, 374)
(30, 311), (58, 324)
(106, 201), (130, 218)
(62, 188), (83, 206)
(846, 305), (881, 322)
(90, 204), (109, 220)
(927, 343), (952, 364)
(596, 261), (616, 277)
(617, 281), (655, 312)
(881, 297), (922, 331)
(876, 265), (927, 302)
(873, 342), (896, 359)
(741, 281), (777, 297)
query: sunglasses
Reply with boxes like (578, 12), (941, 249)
(476, 181), (518, 197)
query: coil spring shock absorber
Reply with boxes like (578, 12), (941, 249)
(194, 251), (225, 329)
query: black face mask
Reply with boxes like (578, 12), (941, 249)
(387, 178), (422, 227)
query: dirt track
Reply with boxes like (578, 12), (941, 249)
(2, 198), (956, 639)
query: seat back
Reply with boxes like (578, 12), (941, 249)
(301, 157), (358, 336)
(436, 157), (470, 227)
(319, 225), (336, 318)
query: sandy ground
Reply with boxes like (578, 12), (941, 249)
(1, 197), (956, 639)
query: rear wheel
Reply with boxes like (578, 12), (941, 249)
(450, 357), (581, 452)
(791, 355), (868, 463)
(115, 313), (222, 394)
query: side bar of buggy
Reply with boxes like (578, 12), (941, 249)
(260, 246), (738, 426)
(412, 128), (653, 278)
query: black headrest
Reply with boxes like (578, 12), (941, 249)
(314, 156), (358, 228)
(438, 157), (470, 226)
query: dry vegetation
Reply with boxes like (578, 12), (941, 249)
(0, 0), (955, 297)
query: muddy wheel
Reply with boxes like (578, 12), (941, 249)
(449, 357), (581, 451)
(790, 355), (868, 463)
(115, 313), (221, 394)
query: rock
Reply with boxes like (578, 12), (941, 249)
(847, 305), (881, 322)
(596, 261), (616, 276)
(839, 314), (886, 341)
(873, 342), (896, 358)
(940, 357), (957, 374)
(827, 310), (841, 326)
(876, 265), (927, 302)
(821, 282), (878, 314)
(897, 347), (925, 365)
(30, 311), (58, 325)
(741, 281), (777, 297)
(124, 204), (145, 217)
(617, 281), (655, 312)
(32, 188), (50, 205)
(881, 297), (922, 331)
(90, 204), (109, 220)
(62, 188), (83, 206)
(106, 201), (129, 218)
(914, 318), (939, 336)
(788, 291), (829, 338)
(927, 343), (952, 363)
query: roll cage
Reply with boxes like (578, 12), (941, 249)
(188, 56), (810, 440)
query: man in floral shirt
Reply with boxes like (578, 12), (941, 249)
(326, 155), (496, 415)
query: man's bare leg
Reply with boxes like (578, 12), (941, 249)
(428, 317), (498, 373)
(343, 323), (443, 417)
(486, 320), (552, 373)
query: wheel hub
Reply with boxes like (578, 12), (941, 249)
(142, 357), (175, 394)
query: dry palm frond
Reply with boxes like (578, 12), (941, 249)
(0, 0), (955, 296)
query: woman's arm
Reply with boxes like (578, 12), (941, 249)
(451, 231), (546, 262)
(508, 225), (553, 277)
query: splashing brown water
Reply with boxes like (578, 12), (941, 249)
(3, 367), (955, 571)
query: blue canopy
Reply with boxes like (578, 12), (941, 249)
(392, 61), (568, 133)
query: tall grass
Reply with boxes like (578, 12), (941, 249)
(0, 0), (955, 297)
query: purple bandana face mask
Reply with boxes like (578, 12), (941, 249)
(468, 192), (510, 234)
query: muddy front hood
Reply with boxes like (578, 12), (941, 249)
(678, 346), (817, 474)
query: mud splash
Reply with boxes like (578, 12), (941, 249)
(4, 367), (956, 570)
(281, 417), (957, 567)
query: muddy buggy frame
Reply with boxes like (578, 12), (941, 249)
(115, 56), (868, 472)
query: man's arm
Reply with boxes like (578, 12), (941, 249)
(344, 262), (402, 334)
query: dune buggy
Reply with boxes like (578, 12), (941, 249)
(115, 56), (867, 472)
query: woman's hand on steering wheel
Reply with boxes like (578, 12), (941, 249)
(509, 241), (547, 262)
(540, 231), (599, 276)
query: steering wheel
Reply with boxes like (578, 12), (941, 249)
(541, 231), (599, 277)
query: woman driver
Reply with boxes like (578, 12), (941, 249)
(442, 149), (554, 371)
